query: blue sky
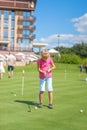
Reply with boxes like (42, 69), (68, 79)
(33, 0), (87, 51)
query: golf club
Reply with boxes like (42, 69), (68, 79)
(22, 70), (25, 96)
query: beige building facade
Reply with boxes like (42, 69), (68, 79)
(0, 0), (37, 51)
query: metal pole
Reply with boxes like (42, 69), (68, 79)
(22, 70), (25, 96)
(57, 35), (60, 63)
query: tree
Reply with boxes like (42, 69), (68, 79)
(55, 42), (87, 58)
(72, 42), (87, 58)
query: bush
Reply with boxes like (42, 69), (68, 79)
(52, 54), (82, 64)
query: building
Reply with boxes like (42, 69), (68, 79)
(33, 43), (48, 53)
(0, 0), (37, 51)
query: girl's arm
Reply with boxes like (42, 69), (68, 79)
(48, 62), (56, 72)
(37, 64), (46, 76)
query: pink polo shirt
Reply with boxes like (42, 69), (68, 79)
(37, 57), (53, 79)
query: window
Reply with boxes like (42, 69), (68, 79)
(23, 30), (29, 36)
(11, 21), (15, 28)
(11, 30), (14, 38)
(4, 20), (8, 28)
(0, 10), (1, 18)
(23, 11), (29, 18)
(3, 30), (8, 38)
(23, 21), (29, 26)
(10, 38), (14, 45)
(4, 10), (9, 19)
(12, 11), (15, 20)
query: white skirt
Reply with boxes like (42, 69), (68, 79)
(0, 67), (5, 73)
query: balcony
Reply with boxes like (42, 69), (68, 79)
(0, 0), (37, 11)
(18, 25), (23, 30)
(18, 16), (23, 20)
(29, 15), (36, 24)
(29, 34), (35, 41)
(29, 25), (36, 32)
(17, 34), (23, 38)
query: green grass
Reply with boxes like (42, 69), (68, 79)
(0, 63), (87, 130)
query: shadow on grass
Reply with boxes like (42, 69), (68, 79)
(14, 100), (49, 110)
(15, 100), (36, 105)
(14, 100), (37, 112)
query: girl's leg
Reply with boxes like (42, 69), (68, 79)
(0, 73), (2, 79)
(38, 78), (45, 107)
(38, 91), (44, 107)
(47, 78), (53, 108)
(48, 91), (53, 108)
(39, 91), (44, 104)
(8, 71), (11, 78)
(48, 91), (53, 104)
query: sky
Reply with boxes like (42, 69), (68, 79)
(33, 0), (87, 52)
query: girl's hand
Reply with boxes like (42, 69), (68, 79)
(43, 71), (47, 77)
(48, 68), (51, 72)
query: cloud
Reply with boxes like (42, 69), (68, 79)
(34, 34), (74, 49)
(34, 13), (87, 51)
(71, 13), (87, 33)
(34, 33), (87, 50)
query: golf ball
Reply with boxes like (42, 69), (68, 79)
(85, 78), (87, 81)
(80, 109), (83, 113)
(35, 106), (37, 110)
(14, 94), (16, 96)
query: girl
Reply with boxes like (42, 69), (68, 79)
(0, 58), (5, 79)
(37, 49), (56, 109)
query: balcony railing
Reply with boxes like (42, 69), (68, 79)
(0, 0), (37, 11)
